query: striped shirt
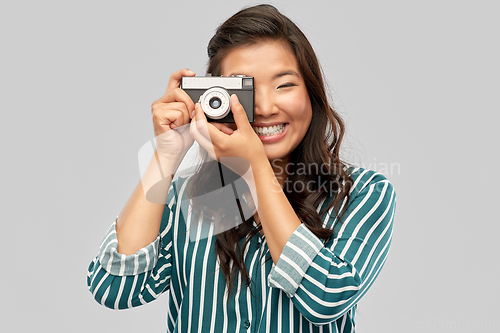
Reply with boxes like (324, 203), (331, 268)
(87, 167), (396, 332)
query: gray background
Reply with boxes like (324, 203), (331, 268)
(1, 0), (498, 332)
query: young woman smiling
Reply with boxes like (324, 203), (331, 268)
(88, 5), (396, 333)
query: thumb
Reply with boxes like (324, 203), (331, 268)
(230, 94), (252, 131)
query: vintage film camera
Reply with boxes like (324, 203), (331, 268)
(181, 75), (254, 123)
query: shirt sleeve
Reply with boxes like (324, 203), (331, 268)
(268, 170), (396, 325)
(86, 180), (179, 310)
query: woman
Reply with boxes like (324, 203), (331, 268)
(88, 4), (396, 332)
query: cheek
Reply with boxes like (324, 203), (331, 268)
(283, 92), (312, 125)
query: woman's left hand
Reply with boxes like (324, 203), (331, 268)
(192, 94), (301, 265)
(190, 94), (267, 175)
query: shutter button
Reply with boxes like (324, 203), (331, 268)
(244, 320), (251, 329)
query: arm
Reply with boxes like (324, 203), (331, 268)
(115, 153), (179, 255)
(87, 69), (196, 308)
(190, 96), (395, 323)
(246, 157), (302, 264)
(116, 69), (196, 255)
(267, 169), (396, 325)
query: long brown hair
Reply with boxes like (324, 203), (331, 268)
(187, 4), (352, 293)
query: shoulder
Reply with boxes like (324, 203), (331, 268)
(317, 167), (395, 227)
(347, 167), (394, 193)
(344, 166), (396, 212)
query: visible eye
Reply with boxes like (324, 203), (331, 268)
(277, 83), (296, 89)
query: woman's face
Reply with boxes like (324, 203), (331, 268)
(220, 40), (312, 163)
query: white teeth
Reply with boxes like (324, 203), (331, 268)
(252, 124), (286, 136)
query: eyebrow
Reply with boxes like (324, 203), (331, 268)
(273, 70), (300, 79)
(226, 70), (301, 79)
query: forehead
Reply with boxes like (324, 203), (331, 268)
(220, 40), (300, 77)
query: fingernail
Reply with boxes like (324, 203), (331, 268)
(187, 69), (195, 75)
(231, 94), (240, 104)
(191, 104), (199, 118)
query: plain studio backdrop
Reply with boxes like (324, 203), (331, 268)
(1, 0), (498, 332)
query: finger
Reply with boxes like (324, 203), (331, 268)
(193, 103), (227, 141)
(211, 122), (235, 135)
(230, 94), (252, 132)
(168, 102), (190, 128)
(193, 104), (233, 151)
(152, 88), (196, 114)
(192, 103), (210, 140)
(152, 102), (190, 128)
(190, 113), (216, 158)
(191, 122), (214, 155)
(166, 68), (195, 93)
(153, 110), (183, 133)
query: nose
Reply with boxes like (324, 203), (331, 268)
(254, 88), (278, 118)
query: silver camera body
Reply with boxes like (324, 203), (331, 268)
(181, 76), (254, 123)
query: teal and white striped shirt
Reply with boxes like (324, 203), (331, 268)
(87, 167), (396, 332)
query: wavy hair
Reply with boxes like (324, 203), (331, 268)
(187, 4), (352, 294)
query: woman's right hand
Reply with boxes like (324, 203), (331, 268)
(151, 69), (197, 161)
(116, 69), (197, 254)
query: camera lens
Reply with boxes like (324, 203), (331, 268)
(209, 97), (222, 109)
(200, 87), (230, 119)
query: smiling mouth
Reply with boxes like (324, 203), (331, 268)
(252, 123), (286, 136)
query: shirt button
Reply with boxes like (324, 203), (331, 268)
(244, 320), (251, 329)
